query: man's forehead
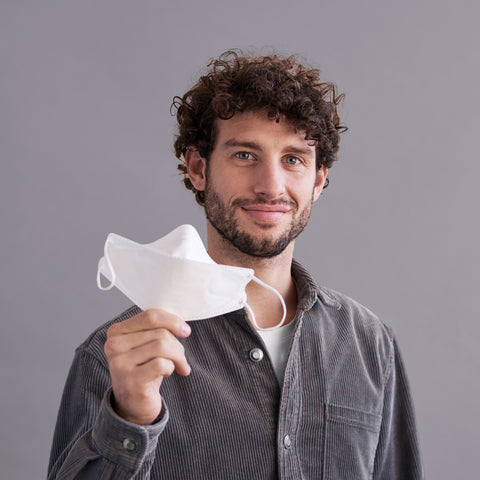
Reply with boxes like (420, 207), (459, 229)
(213, 111), (315, 149)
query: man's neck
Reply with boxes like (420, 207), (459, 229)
(206, 226), (297, 329)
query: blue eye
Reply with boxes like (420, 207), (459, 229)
(283, 156), (301, 165)
(235, 152), (253, 160)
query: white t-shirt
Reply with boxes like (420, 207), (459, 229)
(257, 319), (296, 385)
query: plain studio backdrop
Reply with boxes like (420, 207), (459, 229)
(1, 1), (479, 478)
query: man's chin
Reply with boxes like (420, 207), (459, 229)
(248, 220), (283, 231)
(230, 231), (293, 258)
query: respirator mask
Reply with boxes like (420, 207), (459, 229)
(97, 224), (286, 331)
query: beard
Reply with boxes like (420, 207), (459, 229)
(204, 183), (314, 258)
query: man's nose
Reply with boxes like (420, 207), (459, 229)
(252, 160), (286, 199)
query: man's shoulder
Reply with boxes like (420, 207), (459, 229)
(317, 285), (384, 322)
(313, 284), (395, 360)
(293, 260), (392, 338)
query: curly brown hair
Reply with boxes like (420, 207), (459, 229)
(172, 50), (346, 206)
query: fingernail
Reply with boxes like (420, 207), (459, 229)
(182, 323), (191, 336)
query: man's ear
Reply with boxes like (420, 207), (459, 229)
(185, 147), (207, 191)
(313, 166), (328, 202)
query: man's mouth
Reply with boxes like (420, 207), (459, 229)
(240, 204), (291, 223)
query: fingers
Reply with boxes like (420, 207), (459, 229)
(105, 328), (181, 356)
(107, 309), (191, 339)
(107, 329), (191, 378)
(137, 334), (191, 376)
(105, 309), (191, 378)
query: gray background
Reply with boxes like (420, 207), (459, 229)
(1, 0), (479, 478)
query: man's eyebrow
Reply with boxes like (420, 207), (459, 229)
(223, 139), (262, 150)
(223, 139), (315, 156)
(284, 145), (316, 156)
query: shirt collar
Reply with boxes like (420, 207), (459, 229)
(291, 259), (341, 311)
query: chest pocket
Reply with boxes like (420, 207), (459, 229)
(322, 403), (382, 480)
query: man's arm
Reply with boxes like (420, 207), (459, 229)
(48, 309), (190, 479)
(373, 335), (424, 479)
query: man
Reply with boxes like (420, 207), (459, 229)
(48, 51), (423, 479)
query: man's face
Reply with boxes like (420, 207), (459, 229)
(193, 111), (327, 258)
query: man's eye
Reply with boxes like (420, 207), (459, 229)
(235, 152), (253, 160)
(283, 156), (301, 165)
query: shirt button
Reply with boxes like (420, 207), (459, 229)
(283, 434), (292, 449)
(122, 438), (138, 452)
(249, 347), (264, 362)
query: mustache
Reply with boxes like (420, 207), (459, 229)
(231, 197), (297, 208)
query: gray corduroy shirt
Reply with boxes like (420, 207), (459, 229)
(48, 261), (423, 479)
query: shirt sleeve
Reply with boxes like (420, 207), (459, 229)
(47, 347), (168, 479)
(372, 335), (424, 479)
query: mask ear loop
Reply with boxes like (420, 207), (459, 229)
(96, 237), (116, 291)
(245, 276), (287, 331)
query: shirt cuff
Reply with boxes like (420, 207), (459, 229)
(92, 387), (169, 473)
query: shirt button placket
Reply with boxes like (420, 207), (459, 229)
(279, 349), (300, 478)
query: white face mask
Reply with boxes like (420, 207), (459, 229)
(97, 224), (286, 331)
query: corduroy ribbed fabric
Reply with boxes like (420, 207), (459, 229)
(48, 260), (424, 479)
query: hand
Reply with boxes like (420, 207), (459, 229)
(104, 309), (191, 425)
